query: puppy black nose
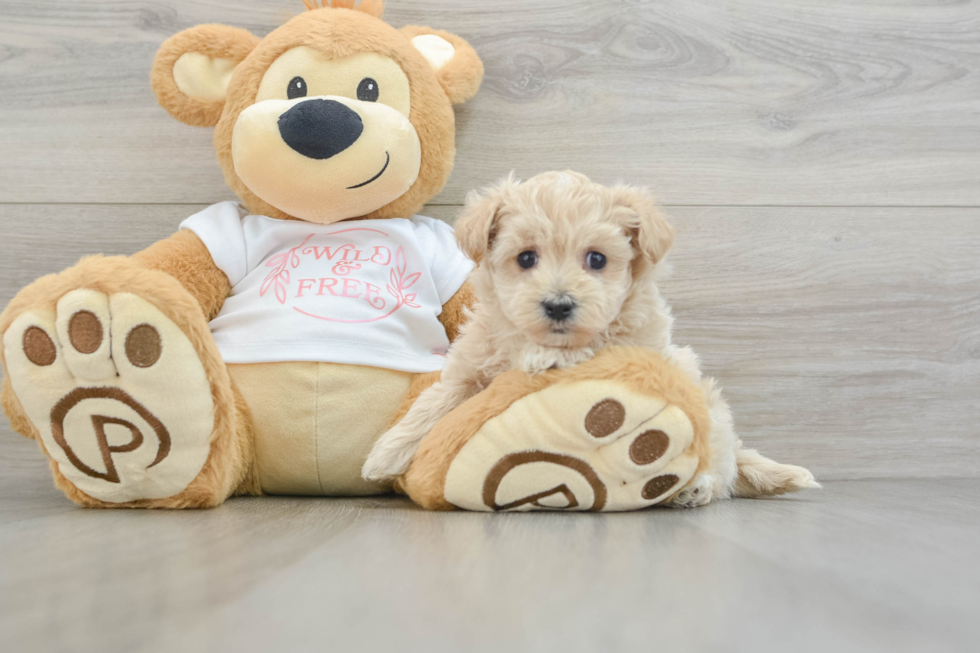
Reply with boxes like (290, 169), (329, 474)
(542, 299), (576, 323)
(278, 99), (363, 160)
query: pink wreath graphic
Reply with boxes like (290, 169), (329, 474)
(260, 235), (312, 305)
(260, 230), (423, 324)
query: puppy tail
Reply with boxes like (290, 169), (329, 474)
(733, 448), (820, 498)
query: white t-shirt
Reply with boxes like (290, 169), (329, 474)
(180, 201), (473, 373)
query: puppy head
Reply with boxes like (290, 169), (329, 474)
(456, 171), (674, 349)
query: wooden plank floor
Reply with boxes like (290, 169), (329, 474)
(1, 468), (978, 653)
(1, 1), (978, 651)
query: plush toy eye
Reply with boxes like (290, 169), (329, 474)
(357, 78), (380, 102)
(517, 251), (538, 269)
(287, 76), (307, 100)
(586, 251), (607, 270)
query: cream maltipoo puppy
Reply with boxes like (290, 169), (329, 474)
(363, 171), (816, 506)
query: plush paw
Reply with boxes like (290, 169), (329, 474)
(442, 380), (703, 512)
(2, 289), (214, 503)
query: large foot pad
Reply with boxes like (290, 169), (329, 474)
(3, 289), (215, 504)
(446, 380), (700, 512)
(402, 348), (711, 512)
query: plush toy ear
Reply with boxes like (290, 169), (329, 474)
(151, 24), (260, 128)
(611, 186), (675, 265)
(401, 26), (484, 105)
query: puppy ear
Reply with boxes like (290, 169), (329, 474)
(454, 174), (521, 263)
(612, 185), (675, 264)
(151, 24), (260, 127)
(401, 26), (484, 105)
(454, 190), (502, 264)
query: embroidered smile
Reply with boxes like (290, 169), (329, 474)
(347, 151), (390, 190)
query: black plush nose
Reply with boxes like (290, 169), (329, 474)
(278, 99), (363, 160)
(542, 299), (576, 323)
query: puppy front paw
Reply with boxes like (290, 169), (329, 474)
(520, 345), (595, 375)
(362, 425), (420, 481)
(666, 473), (716, 509)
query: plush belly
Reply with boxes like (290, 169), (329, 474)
(228, 362), (411, 495)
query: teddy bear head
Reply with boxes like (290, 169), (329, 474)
(151, 0), (483, 224)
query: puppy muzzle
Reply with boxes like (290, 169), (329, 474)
(541, 297), (577, 325)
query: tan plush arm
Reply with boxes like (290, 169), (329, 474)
(132, 230), (231, 321)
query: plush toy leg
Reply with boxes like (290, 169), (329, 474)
(0, 256), (258, 508)
(401, 347), (713, 512)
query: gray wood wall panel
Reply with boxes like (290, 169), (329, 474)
(1, 204), (977, 480)
(1, 0), (979, 205)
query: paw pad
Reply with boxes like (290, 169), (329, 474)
(22, 326), (56, 366)
(125, 324), (162, 368)
(629, 429), (670, 465)
(642, 474), (680, 501)
(67, 310), (103, 354)
(584, 398), (625, 438)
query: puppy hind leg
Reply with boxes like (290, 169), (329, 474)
(671, 376), (819, 502)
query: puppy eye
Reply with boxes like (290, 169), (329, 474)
(586, 251), (607, 270)
(517, 251), (538, 270)
(357, 78), (380, 102)
(287, 76), (308, 100)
